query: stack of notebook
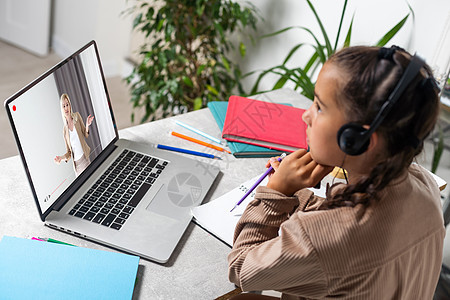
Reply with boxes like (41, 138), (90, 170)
(0, 236), (139, 300)
(208, 96), (308, 157)
(208, 101), (282, 157)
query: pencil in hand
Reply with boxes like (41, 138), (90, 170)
(230, 153), (287, 212)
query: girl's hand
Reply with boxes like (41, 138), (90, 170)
(266, 149), (333, 196)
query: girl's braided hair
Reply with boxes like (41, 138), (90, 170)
(323, 46), (440, 208)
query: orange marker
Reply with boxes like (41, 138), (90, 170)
(170, 131), (231, 154)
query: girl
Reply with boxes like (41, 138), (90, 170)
(54, 93), (94, 177)
(228, 46), (444, 299)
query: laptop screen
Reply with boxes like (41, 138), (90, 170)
(5, 41), (117, 217)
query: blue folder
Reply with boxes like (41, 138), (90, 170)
(0, 236), (139, 300)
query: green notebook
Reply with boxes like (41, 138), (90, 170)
(208, 101), (286, 158)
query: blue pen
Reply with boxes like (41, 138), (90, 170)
(175, 120), (222, 145)
(230, 153), (286, 212)
(157, 144), (222, 160)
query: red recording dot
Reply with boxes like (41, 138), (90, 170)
(12, 105), (16, 111)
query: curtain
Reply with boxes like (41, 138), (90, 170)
(54, 55), (102, 159)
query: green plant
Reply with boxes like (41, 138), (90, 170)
(432, 77), (450, 173)
(125, 0), (259, 122)
(249, 0), (413, 99)
(432, 126), (444, 174)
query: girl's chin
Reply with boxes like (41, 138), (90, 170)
(308, 150), (317, 161)
(309, 151), (325, 165)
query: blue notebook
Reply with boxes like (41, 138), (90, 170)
(208, 101), (286, 158)
(0, 236), (139, 300)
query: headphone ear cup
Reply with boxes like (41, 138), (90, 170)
(337, 123), (370, 156)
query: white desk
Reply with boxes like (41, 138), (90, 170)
(0, 89), (311, 299)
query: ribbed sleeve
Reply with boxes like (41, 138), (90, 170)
(228, 187), (328, 298)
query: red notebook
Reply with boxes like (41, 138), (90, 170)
(222, 95), (308, 152)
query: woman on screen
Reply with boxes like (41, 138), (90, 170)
(54, 93), (94, 177)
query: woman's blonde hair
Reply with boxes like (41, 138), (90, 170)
(59, 93), (76, 124)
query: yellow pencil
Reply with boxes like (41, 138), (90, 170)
(170, 131), (231, 154)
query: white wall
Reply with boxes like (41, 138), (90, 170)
(52, 0), (134, 77)
(50, 0), (450, 91)
(233, 0), (450, 91)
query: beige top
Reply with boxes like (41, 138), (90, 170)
(228, 164), (444, 299)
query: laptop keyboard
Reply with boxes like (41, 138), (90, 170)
(68, 149), (168, 230)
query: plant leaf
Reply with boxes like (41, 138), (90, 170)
(239, 42), (246, 57)
(221, 55), (231, 72)
(376, 14), (409, 47)
(343, 13), (354, 48)
(406, 2), (416, 24)
(333, 0), (348, 51)
(306, 0), (332, 55)
(303, 51), (319, 74)
(156, 18), (164, 32)
(261, 25), (326, 63)
(432, 127), (444, 173)
(193, 97), (203, 110)
(260, 26), (298, 39)
(197, 65), (206, 76)
(293, 67), (315, 99)
(133, 13), (143, 29)
(249, 67), (279, 94)
(299, 26), (327, 63)
(282, 43), (307, 65)
(214, 22), (225, 40)
(196, 4), (205, 16)
(273, 76), (289, 90)
(206, 84), (219, 96)
(182, 76), (194, 88)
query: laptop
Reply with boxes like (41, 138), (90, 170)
(4, 40), (219, 263)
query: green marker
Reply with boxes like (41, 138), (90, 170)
(38, 237), (75, 246)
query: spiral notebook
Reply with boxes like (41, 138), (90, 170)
(191, 174), (327, 246)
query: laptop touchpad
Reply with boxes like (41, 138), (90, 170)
(146, 172), (203, 218)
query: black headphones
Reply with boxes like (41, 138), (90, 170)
(337, 53), (425, 156)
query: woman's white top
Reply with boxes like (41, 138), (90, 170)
(69, 127), (84, 161)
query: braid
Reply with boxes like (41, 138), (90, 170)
(324, 151), (411, 208)
(321, 46), (440, 209)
